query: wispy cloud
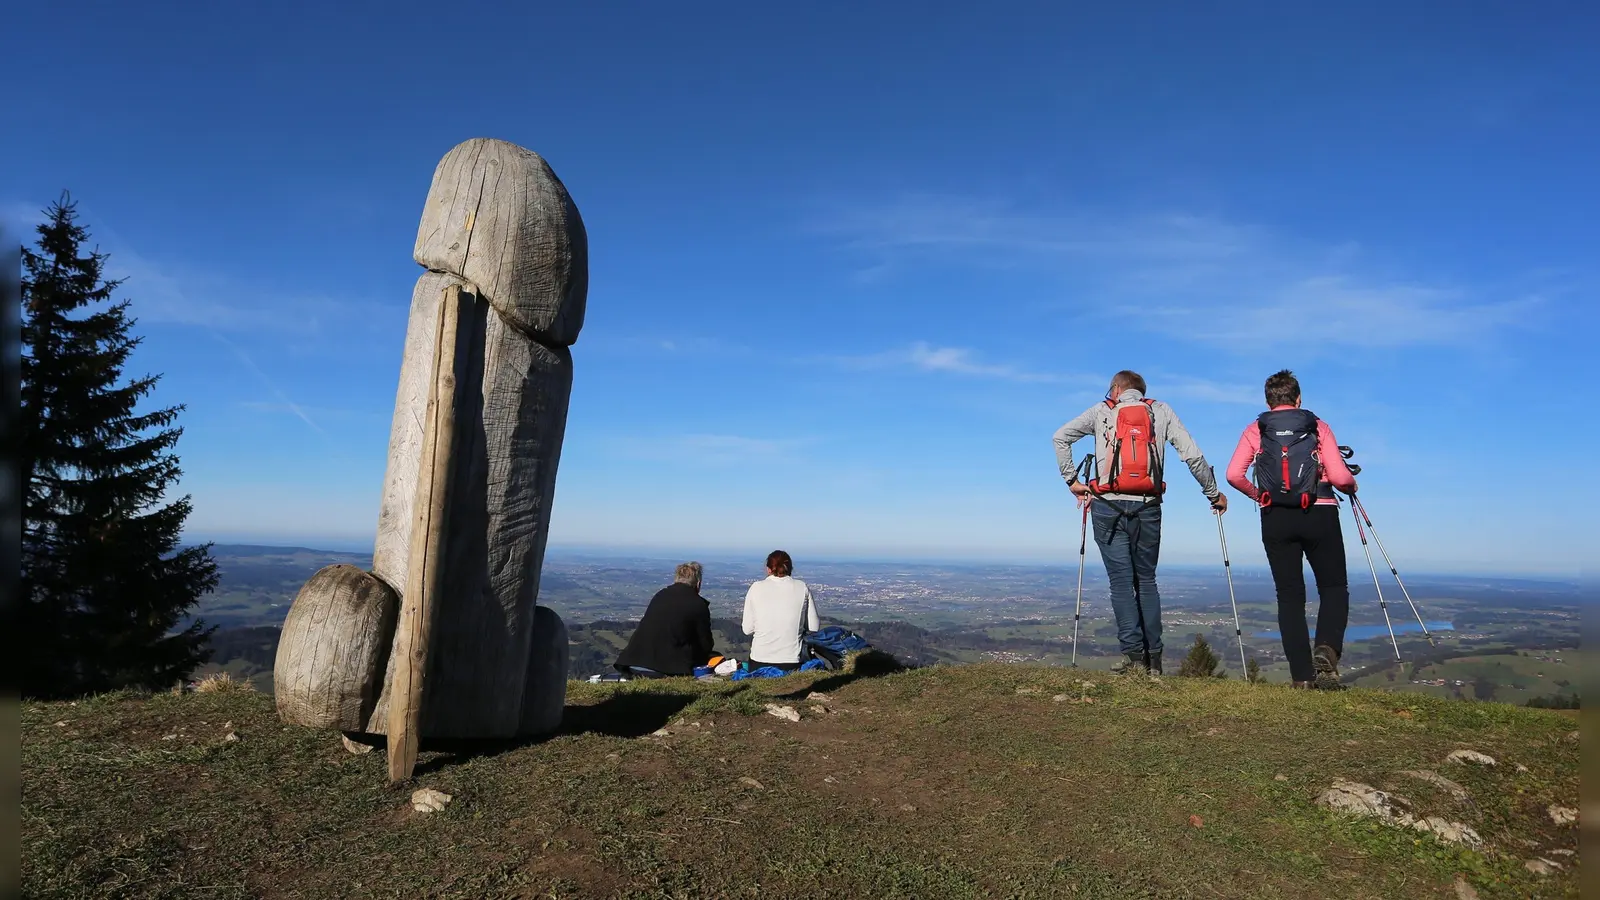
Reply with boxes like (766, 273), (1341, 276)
(817, 194), (1548, 350)
(1147, 277), (1542, 349)
(1154, 375), (1262, 406)
(238, 401), (383, 422)
(105, 245), (391, 339)
(2, 200), (49, 239)
(8, 198), (329, 335)
(211, 332), (324, 435)
(14, 202), (396, 340)
(833, 341), (1090, 385)
(819, 195), (1256, 262)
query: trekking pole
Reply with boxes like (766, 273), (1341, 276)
(1070, 500), (1088, 666)
(1210, 476), (1248, 677)
(1349, 495), (1436, 647)
(1069, 455), (1096, 666)
(1346, 495), (1401, 660)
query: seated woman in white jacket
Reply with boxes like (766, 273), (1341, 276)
(742, 550), (819, 670)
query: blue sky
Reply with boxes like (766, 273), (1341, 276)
(7, 2), (1596, 576)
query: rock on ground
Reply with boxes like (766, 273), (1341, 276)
(1315, 779), (1480, 847)
(1524, 858), (1563, 876)
(1412, 816), (1483, 849)
(1317, 780), (1412, 821)
(1547, 805), (1577, 827)
(1398, 769), (1470, 801)
(765, 704), (801, 723)
(1447, 749), (1496, 767)
(411, 788), (452, 814)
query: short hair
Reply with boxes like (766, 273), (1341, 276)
(674, 561), (703, 588)
(765, 550), (793, 577)
(1264, 369), (1301, 407)
(1110, 370), (1147, 395)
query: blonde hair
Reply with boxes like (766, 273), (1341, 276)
(674, 561), (703, 588)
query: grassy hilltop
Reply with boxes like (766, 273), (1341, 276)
(22, 664), (1580, 899)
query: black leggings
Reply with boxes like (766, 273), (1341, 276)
(1260, 505), (1349, 683)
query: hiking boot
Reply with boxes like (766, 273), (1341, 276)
(1147, 653), (1164, 677)
(1111, 654), (1148, 677)
(1291, 680), (1313, 690)
(1313, 645), (1343, 691)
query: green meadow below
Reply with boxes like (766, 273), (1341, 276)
(22, 664), (1581, 899)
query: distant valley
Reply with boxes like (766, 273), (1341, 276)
(193, 544), (1583, 706)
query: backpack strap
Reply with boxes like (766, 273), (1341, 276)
(1302, 410), (1336, 501)
(1141, 398), (1164, 496)
(1253, 412), (1275, 508)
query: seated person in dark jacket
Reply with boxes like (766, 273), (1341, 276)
(613, 562), (717, 677)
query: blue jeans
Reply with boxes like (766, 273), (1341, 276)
(1091, 498), (1164, 658)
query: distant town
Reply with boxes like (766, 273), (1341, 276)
(196, 545), (1583, 706)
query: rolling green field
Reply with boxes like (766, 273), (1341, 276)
(1352, 650), (1581, 705)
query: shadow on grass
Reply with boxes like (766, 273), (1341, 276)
(359, 689), (703, 776)
(370, 653), (907, 777)
(558, 690), (699, 739)
(773, 649), (908, 700)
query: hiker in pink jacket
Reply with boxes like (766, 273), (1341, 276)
(1225, 370), (1357, 689)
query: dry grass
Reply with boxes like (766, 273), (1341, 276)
(193, 672), (256, 694)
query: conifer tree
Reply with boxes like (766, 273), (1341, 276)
(1245, 657), (1262, 684)
(1178, 633), (1222, 678)
(20, 195), (218, 698)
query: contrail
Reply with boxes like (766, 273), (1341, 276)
(209, 330), (325, 435)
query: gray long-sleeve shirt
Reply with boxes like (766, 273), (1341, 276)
(1053, 389), (1221, 501)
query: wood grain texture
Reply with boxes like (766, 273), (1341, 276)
(519, 605), (569, 736)
(273, 565), (397, 730)
(366, 279), (575, 739)
(413, 138), (588, 346)
(387, 284), (464, 782)
(372, 271), (459, 593)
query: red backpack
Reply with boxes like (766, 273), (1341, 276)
(1089, 399), (1165, 496)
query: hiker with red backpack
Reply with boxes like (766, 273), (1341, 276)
(1053, 370), (1228, 676)
(1224, 369), (1357, 690)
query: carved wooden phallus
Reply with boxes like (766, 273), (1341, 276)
(273, 138), (586, 777)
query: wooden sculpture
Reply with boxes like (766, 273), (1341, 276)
(273, 138), (587, 781)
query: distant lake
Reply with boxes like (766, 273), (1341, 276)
(1254, 621), (1455, 641)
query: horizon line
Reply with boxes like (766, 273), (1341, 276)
(186, 536), (1582, 585)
